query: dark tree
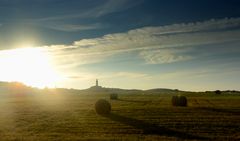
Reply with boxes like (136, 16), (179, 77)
(215, 90), (221, 95)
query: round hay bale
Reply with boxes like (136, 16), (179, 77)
(110, 93), (118, 100)
(172, 95), (187, 106)
(95, 99), (111, 115)
(171, 96), (178, 106)
(178, 96), (187, 106)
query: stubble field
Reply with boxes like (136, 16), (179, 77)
(0, 91), (239, 140)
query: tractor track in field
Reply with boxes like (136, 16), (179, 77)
(150, 98), (163, 105)
(204, 99), (215, 106)
(192, 99), (216, 107)
(193, 99), (200, 105)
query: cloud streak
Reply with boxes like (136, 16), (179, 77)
(137, 17), (240, 35)
(139, 48), (193, 64)
(68, 71), (148, 81)
(1, 17), (240, 90)
(39, 17), (240, 67)
(0, 0), (142, 32)
(34, 0), (137, 22)
(41, 23), (102, 32)
(2, 18), (240, 68)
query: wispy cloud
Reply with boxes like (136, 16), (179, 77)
(1, 0), (141, 32)
(92, 0), (144, 17)
(68, 71), (148, 80)
(31, 0), (140, 22)
(72, 18), (240, 51)
(41, 23), (102, 32)
(112, 72), (148, 79)
(41, 17), (240, 66)
(2, 18), (240, 68)
(137, 17), (240, 35)
(139, 48), (193, 64)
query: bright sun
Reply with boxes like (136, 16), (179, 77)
(0, 47), (61, 88)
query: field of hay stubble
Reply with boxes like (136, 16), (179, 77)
(0, 91), (239, 141)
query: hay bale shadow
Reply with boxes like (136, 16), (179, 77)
(117, 99), (152, 104)
(197, 107), (240, 116)
(104, 113), (208, 140)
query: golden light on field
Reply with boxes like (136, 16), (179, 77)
(0, 47), (62, 88)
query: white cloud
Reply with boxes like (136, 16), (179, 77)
(71, 18), (240, 51)
(17, 0), (140, 32)
(68, 71), (148, 80)
(44, 17), (240, 66)
(139, 48), (193, 64)
(93, 0), (144, 17)
(34, 0), (139, 22)
(113, 72), (148, 78)
(2, 18), (240, 69)
(42, 23), (102, 32)
(132, 17), (240, 35)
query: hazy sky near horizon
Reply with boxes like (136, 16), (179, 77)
(0, 0), (240, 91)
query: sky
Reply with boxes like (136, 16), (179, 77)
(0, 0), (240, 91)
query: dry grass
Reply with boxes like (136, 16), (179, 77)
(0, 92), (239, 140)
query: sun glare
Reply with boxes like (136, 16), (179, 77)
(0, 47), (61, 88)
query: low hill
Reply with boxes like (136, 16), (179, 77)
(0, 81), (239, 95)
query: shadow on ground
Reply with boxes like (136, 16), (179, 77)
(196, 107), (240, 115)
(104, 113), (208, 140)
(117, 99), (152, 104)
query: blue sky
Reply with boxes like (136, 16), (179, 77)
(0, 0), (240, 91)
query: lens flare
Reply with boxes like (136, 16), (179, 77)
(0, 47), (62, 88)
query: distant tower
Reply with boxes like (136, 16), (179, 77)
(96, 79), (98, 86)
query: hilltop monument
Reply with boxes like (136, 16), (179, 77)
(96, 79), (98, 87)
(89, 79), (103, 91)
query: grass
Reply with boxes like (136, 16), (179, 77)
(0, 92), (239, 140)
